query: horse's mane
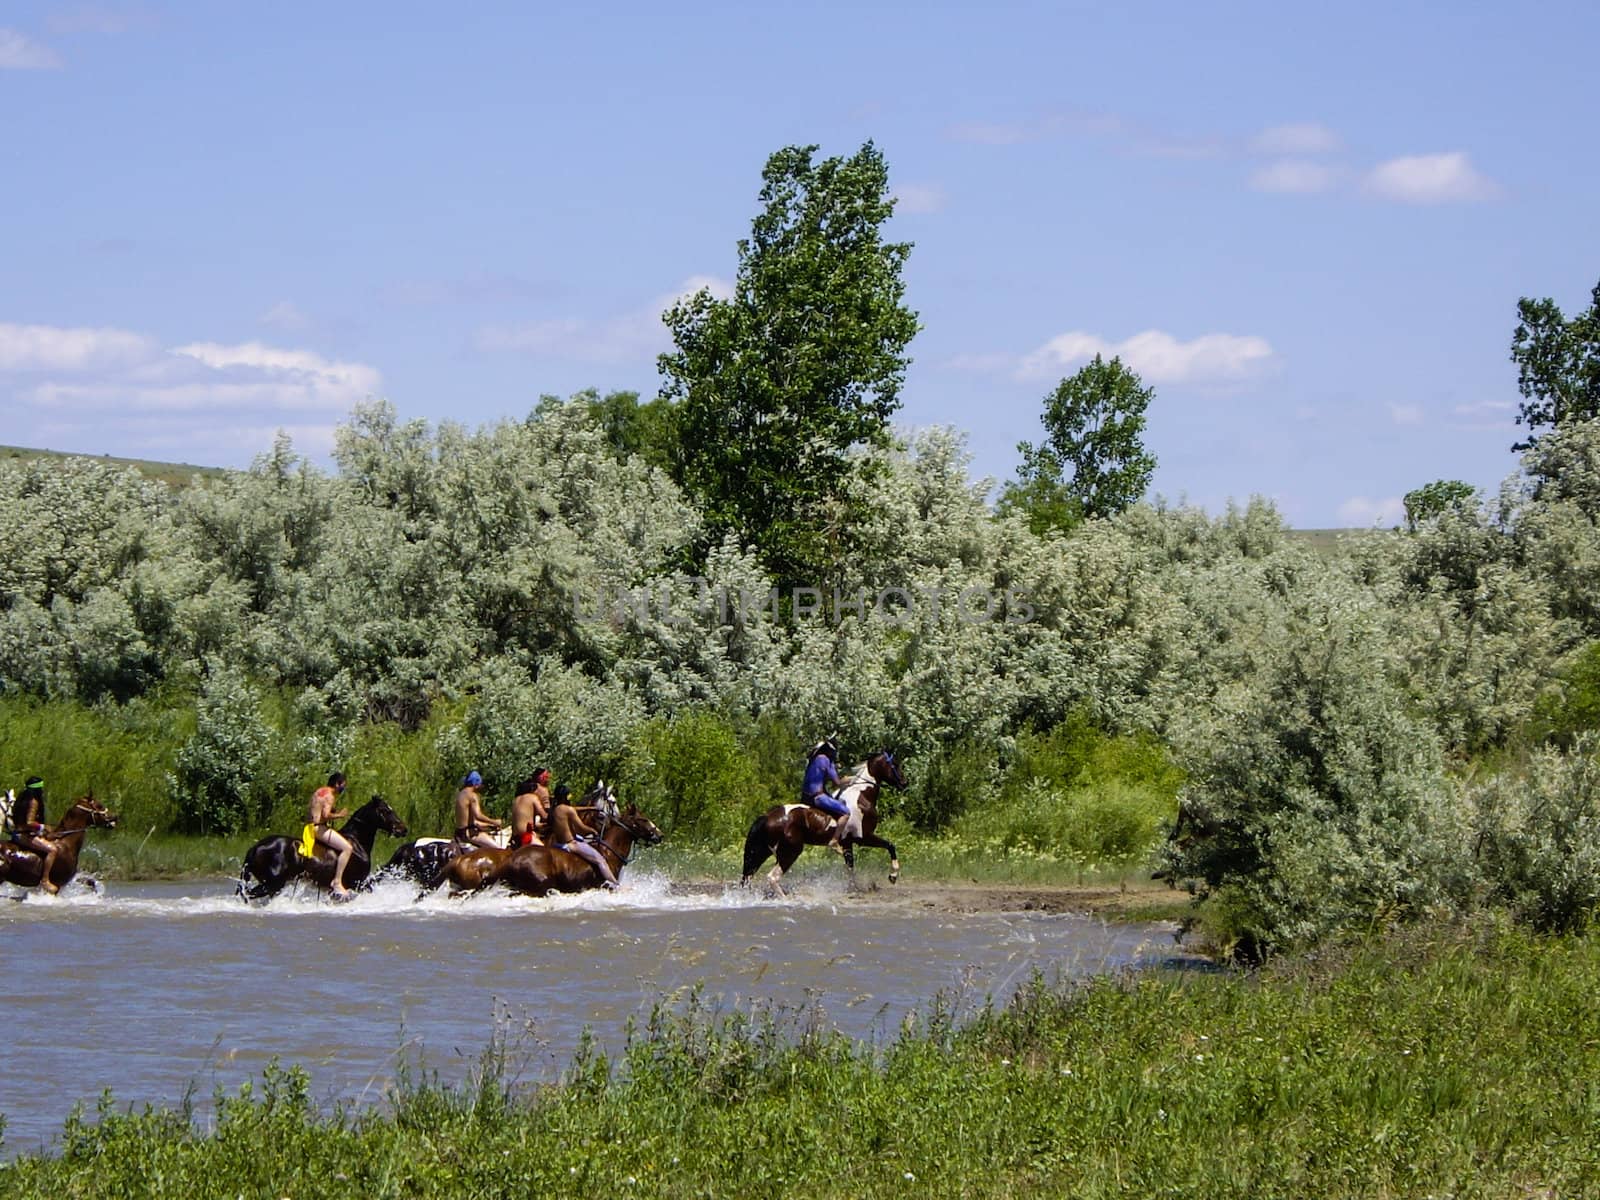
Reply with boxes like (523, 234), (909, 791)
(837, 763), (874, 803)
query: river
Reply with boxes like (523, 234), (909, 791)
(1, 872), (1184, 1156)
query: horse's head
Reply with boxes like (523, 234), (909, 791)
(64, 794), (119, 829)
(613, 801), (664, 847)
(583, 780), (620, 821)
(869, 751), (908, 792)
(365, 794), (409, 838)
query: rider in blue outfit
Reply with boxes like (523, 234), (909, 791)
(802, 740), (850, 853)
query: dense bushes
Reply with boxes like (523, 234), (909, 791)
(10, 406), (1600, 949)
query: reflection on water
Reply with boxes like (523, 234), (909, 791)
(0, 873), (1180, 1156)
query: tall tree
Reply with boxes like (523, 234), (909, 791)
(659, 142), (918, 586)
(1511, 277), (1600, 451)
(999, 355), (1156, 533)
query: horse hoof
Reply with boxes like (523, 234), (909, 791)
(889, 861), (900, 884)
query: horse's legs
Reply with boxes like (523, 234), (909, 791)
(854, 832), (901, 883)
(767, 842), (803, 895)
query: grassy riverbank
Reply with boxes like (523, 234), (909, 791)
(6, 920), (1598, 1198)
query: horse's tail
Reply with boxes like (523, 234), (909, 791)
(741, 812), (773, 884)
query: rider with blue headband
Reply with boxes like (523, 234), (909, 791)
(802, 739), (851, 853)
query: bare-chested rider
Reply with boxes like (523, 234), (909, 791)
(548, 784), (618, 889)
(509, 768), (551, 848)
(309, 771), (353, 897)
(453, 771), (503, 849)
(10, 775), (60, 894)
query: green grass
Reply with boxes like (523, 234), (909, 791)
(78, 831), (261, 881)
(7, 919), (1599, 1197)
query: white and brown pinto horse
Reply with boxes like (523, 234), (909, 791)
(741, 751), (907, 894)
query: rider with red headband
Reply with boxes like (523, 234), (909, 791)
(510, 769), (552, 847)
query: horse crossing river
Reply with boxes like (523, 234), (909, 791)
(0, 873), (1187, 1156)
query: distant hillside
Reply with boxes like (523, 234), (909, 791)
(1289, 527), (1390, 556)
(0, 444), (230, 489)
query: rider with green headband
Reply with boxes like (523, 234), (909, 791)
(10, 775), (60, 893)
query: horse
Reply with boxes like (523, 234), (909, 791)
(236, 795), (409, 903)
(0, 794), (119, 894)
(741, 750), (907, 894)
(379, 826), (511, 893)
(443, 787), (663, 897)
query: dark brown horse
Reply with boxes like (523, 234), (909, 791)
(236, 795), (409, 903)
(0, 794), (119, 894)
(444, 790), (663, 897)
(741, 751), (907, 893)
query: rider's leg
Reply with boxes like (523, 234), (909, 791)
(27, 836), (60, 893)
(811, 794), (850, 852)
(565, 841), (618, 888)
(322, 829), (354, 894)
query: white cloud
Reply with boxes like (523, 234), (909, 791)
(260, 300), (311, 332)
(0, 322), (154, 370)
(1249, 159), (1342, 194)
(1338, 495), (1405, 527)
(1018, 329), (1275, 385)
(1365, 152), (1498, 204)
(475, 276), (734, 364)
(3, 321), (381, 462)
(1390, 403), (1424, 426)
(893, 183), (946, 214)
(0, 28), (61, 69)
(1250, 123), (1341, 156)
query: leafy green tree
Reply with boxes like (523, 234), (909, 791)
(999, 355), (1157, 532)
(1402, 479), (1479, 532)
(577, 389), (680, 475)
(1511, 277), (1600, 450)
(660, 142), (919, 587)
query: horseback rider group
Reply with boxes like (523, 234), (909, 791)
(15, 734), (872, 900)
(446, 767), (619, 889)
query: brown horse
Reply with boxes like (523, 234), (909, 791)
(236, 795), (409, 903)
(444, 789), (663, 897)
(0, 794), (119, 894)
(741, 751), (907, 894)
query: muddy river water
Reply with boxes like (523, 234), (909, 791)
(2, 872), (1184, 1155)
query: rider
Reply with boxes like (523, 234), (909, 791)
(10, 775), (60, 894)
(802, 739), (851, 853)
(509, 768), (551, 847)
(309, 771), (353, 898)
(453, 770), (504, 849)
(547, 784), (618, 890)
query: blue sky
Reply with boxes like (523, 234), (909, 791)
(3, 1), (1597, 527)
